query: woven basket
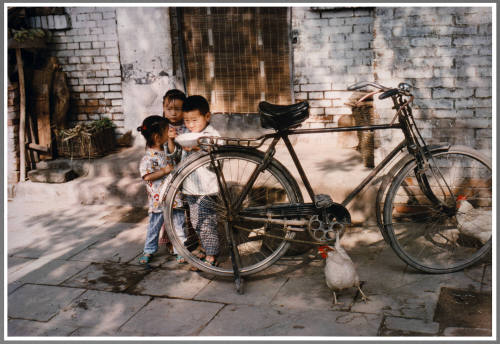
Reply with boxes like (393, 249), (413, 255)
(56, 126), (115, 158)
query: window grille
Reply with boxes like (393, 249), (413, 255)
(179, 7), (291, 114)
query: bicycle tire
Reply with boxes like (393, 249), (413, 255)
(375, 143), (451, 243)
(163, 147), (303, 276)
(383, 146), (492, 273)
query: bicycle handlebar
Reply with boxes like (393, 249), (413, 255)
(348, 81), (412, 100)
(379, 88), (399, 100)
(347, 81), (390, 91)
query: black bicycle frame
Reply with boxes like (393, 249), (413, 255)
(223, 122), (406, 215)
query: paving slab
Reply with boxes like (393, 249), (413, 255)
(67, 224), (144, 263)
(8, 319), (77, 337)
(133, 267), (213, 298)
(117, 298), (224, 336)
(50, 289), (151, 335)
(8, 256), (35, 274)
(61, 262), (151, 292)
(442, 327), (492, 336)
(195, 273), (288, 306)
(8, 284), (86, 321)
(270, 264), (351, 311)
(11, 259), (91, 285)
(383, 316), (440, 335)
(8, 246), (98, 283)
(199, 304), (382, 336)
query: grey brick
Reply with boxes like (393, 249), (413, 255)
(103, 11), (116, 19)
(97, 85), (109, 92)
(301, 83), (332, 92)
(96, 70), (108, 77)
(309, 99), (332, 107)
(75, 49), (101, 57)
(411, 37), (452, 47)
(101, 48), (119, 56)
(92, 41), (105, 49)
(80, 78), (104, 85)
(100, 19), (117, 28)
(321, 9), (354, 18)
(454, 36), (491, 46)
(108, 69), (121, 77)
(79, 42), (92, 49)
(308, 92), (324, 99)
(84, 85), (97, 92)
(73, 35), (98, 43)
(104, 40), (118, 48)
(109, 84), (122, 92)
(67, 56), (80, 64)
(104, 92), (122, 99)
(61, 64), (77, 72)
(344, 16), (373, 25)
(86, 92), (105, 99)
(111, 99), (122, 106)
(104, 77), (121, 84)
(106, 56), (119, 63)
(432, 88), (474, 99)
(93, 56), (106, 63)
(55, 50), (75, 58)
(456, 13), (491, 25)
(475, 88), (492, 98)
(309, 108), (325, 116)
(110, 106), (123, 113)
(459, 56), (492, 66)
(90, 27), (104, 35)
(102, 63), (121, 70)
(76, 13), (90, 21)
(90, 12), (103, 21)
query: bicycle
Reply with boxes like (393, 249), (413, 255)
(160, 81), (492, 293)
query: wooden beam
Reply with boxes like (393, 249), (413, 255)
(15, 48), (26, 181)
(26, 143), (50, 153)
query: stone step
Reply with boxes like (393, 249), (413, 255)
(27, 168), (78, 184)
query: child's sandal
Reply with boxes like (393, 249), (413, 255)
(201, 257), (218, 267)
(176, 255), (187, 264)
(139, 254), (153, 265)
(192, 246), (206, 259)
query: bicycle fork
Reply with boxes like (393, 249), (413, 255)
(208, 137), (282, 294)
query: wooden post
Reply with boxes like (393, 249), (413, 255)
(15, 47), (26, 181)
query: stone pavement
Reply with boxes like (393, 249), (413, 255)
(7, 198), (493, 338)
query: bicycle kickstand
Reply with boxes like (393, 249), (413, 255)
(225, 220), (244, 294)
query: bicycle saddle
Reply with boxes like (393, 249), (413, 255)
(259, 101), (309, 131)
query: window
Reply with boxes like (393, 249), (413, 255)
(179, 7), (292, 113)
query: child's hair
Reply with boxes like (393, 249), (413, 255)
(163, 89), (187, 105)
(137, 115), (169, 147)
(182, 95), (210, 115)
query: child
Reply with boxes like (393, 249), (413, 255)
(179, 95), (220, 266)
(137, 115), (173, 264)
(158, 89), (190, 264)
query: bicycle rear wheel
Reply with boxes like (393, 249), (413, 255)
(163, 147), (303, 276)
(383, 146), (492, 273)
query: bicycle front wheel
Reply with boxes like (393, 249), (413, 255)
(383, 146), (492, 273)
(163, 147), (303, 276)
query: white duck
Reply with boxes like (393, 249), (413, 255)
(456, 195), (491, 244)
(319, 231), (367, 305)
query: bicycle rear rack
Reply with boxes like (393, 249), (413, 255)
(198, 135), (269, 150)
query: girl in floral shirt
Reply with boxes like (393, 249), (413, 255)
(137, 115), (174, 264)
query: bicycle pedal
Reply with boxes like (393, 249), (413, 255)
(314, 194), (333, 208)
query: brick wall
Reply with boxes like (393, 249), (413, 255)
(48, 7), (124, 134)
(292, 7), (492, 155)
